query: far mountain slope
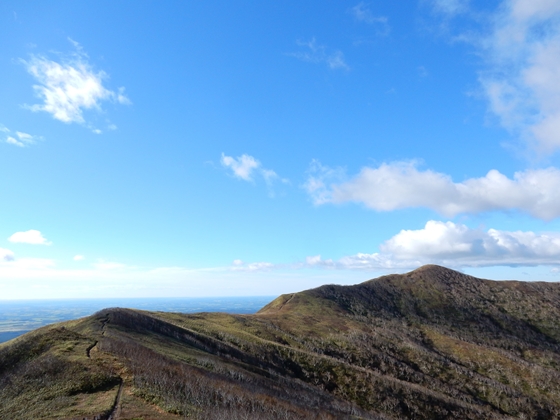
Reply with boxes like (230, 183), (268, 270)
(260, 264), (560, 344)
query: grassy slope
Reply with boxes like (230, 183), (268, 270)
(2, 265), (560, 419)
(0, 323), (120, 419)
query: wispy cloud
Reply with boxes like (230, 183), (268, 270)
(418, 65), (429, 78)
(288, 38), (350, 70)
(22, 39), (129, 131)
(2, 125), (42, 147)
(304, 253), (407, 270)
(303, 159), (346, 205)
(6, 137), (24, 147)
(8, 230), (52, 245)
(479, 1), (560, 153)
(305, 160), (560, 220)
(427, 1), (560, 154)
(230, 259), (275, 272)
(221, 153), (261, 181)
(429, 0), (470, 16)
(221, 153), (288, 195)
(350, 2), (390, 35)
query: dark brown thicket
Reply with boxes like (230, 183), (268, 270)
(98, 312), (375, 419)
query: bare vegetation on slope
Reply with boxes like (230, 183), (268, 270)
(2, 265), (560, 419)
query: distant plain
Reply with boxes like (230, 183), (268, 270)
(0, 296), (273, 343)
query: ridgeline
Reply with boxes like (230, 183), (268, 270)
(2, 265), (560, 419)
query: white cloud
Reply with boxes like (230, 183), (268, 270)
(13, 131), (40, 146)
(351, 3), (390, 35)
(477, 1), (560, 153)
(306, 160), (560, 220)
(305, 255), (322, 265)
(230, 259), (275, 272)
(381, 220), (560, 267)
(232, 254), (409, 272)
(8, 230), (52, 245)
(221, 153), (288, 194)
(221, 153), (260, 181)
(73, 255), (85, 261)
(16, 131), (33, 141)
(383, 221), (476, 258)
(2, 125), (42, 147)
(262, 168), (279, 185)
(6, 136), (24, 147)
(22, 40), (129, 128)
(289, 38), (349, 70)
(304, 253), (416, 271)
(303, 159), (346, 205)
(0, 248), (15, 262)
(304, 220), (560, 270)
(230, 260), (280, 272)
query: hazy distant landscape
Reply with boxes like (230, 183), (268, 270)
(0, 297), (273, 343)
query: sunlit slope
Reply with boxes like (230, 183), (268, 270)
(2, 265), (560, 419)
(0, 308), (372, 419)
(260, 264), (560, 342)
(257, 265), (560, 417)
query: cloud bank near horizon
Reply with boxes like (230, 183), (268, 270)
(225, 220), (560, 272)
(3, 219), (560, 300)
(304, 220), (560, 270)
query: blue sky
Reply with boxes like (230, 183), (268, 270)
(3, 0), (560, 299)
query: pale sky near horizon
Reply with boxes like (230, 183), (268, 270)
(3, 0), (560, 299)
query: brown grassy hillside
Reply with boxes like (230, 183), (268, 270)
(2, 265), (560, 419)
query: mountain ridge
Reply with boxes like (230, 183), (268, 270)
(260, 264), (560, 343)
(2, 265), (560, 419)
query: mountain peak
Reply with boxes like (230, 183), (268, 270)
(410, 264), (459, 274)
(406, 264), (472, 281)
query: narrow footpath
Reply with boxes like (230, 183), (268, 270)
(107, 381), (124, 420)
